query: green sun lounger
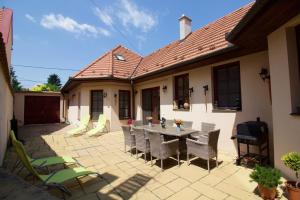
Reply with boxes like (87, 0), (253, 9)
(86, 114), (108, 137)
(10, 131), (77, 169)
(11, 136), (101, 196)
(67, 114), (90, 136)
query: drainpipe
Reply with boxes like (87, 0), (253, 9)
(131, 80), (135, 120)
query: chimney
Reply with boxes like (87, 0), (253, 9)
(179, 14), (192, 40)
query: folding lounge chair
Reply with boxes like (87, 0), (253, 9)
(86, 114), (108, 137)
(10, 131), (77, 169)
(11, 137), (101, 196)
(67, 114), (90, 136)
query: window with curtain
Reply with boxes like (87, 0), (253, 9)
(90, 90), (103, 120)
(174, 74), (189, 109)
(119, 90), (131, 120)
(213, 62), (242, 110)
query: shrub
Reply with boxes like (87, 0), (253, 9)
(281, 152), (300, 187)
(250, 165), (282, 189)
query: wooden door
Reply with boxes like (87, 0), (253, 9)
(142, 87), (160, 124)
(24, 96), (60, 124)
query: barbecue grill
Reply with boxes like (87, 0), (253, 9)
(231, 118), (270, 165)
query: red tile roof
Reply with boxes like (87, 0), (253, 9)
(72, 2), (253, 80)
(73, 45), (142, 79)
(0, 8), (13, 44)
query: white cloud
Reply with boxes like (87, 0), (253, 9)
(94, 7), (114, 27)
(40, 14), (110, 37)
(25, 14), (36, 23)
(117, 0), (157, 32)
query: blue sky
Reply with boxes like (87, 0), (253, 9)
(2, 0), (252, 88)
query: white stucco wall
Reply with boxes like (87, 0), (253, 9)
(268, 14), (300, 180)
(14, 92), (64, 126)
(0, 64), (13, 165)
(134, 51), (273, 156)
(67, 82), (132, 132)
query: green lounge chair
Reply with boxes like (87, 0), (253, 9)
(11, 136), (100, 196)
(67, 114), (90, 136)
(86, 114), (108, 137)
(10, 131), (77, 169)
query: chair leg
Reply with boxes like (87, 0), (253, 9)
(187, 153), (190, 166)
(216, 155), (218, 167)
(136, 148), (138, 159)
(144, 152), (147, 163)
(161, 159), (163, 171)
(124, 144), (126, 153)
(177, 152), (180, 167)
(150, 155), (153, 166)
(207, 159), (210, 173)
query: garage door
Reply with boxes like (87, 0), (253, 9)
(24, 96), (60, 125)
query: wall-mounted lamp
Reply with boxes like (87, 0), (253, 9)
(134, 90), (138, 96)
(203, 85), (208, 96)
(259, 68), (270, 81)
(162, 85), (167, 93)
(189, 87), (194, 97)
(103, 92), (107, 98)
(114, 93), (117, 98)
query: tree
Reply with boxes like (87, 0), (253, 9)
(10, 66), (23, 91)
(47, 74), (61, 89)
(31, 83), (60, 92)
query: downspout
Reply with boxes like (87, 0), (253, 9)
(131, 79), (135, 120)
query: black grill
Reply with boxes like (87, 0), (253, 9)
(232, 118), (270, 165)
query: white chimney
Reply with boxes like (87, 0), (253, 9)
(179, 14), (192, 40)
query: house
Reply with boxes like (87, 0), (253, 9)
(0, 8), (13, 165)
(62, 0), (300, 179)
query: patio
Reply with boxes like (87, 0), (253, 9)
(3, 124), (287, 200)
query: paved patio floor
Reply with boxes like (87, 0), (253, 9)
(4, 124), (287, 200)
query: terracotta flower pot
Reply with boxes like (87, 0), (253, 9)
(286, 181), (300, 200)
(257, 184), (277, 200)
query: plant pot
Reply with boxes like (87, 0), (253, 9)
(286, 181), (300, 200)
(257, 184), (277, 200)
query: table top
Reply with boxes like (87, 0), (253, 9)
(136, 125), (199, 137)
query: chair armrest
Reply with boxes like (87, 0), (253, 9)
(186, 138), (208, 145)
(162, 138), (179, 145)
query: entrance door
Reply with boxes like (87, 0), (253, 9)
(142, 87), (160, 124)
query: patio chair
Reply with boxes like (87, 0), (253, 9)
(133, 120), (143, 126)
(121, 125), (136, 156)
(182, 121), (193, 129)
(146, 130), (180, 171)
(190, 122), (216, 140)
(132, 127), (150, 163)
(86, 114), (108, 137)
(10, 131), (77, 170)
(11, 137), (101, 196)
(186, 129), (220, 172)
(67, 114), (90, 136)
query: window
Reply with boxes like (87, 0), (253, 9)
(174, 74), (189, 109)
(114, 54), (126, 61)
(213, 62), (241, 110)
(119, 90), (131, 119)
(90, 90), (103, 120)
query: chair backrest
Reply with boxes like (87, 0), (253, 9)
(133, 120), (143, 126)
(80, 114), (90, 127)
(207, 129), (220, 150)
(132, 127), (146, 150)
(121, 125), (131, 141)
(146, 130), (163, 157)
(97, 114), (106, 128)
(10, 131), (40, 178)
(183, 121), (193, 129)
(201, 122), (216, 132)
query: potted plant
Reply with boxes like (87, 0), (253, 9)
(249, 165), (282, 200)
(281, 152), (300, 200)
(174, 119), (183, 132)
(146, 116), (153, 127)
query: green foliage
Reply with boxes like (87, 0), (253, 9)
(47, 74), (61, 88)
(250, 165), (282, 189)
(31, 83), (60, 92)
(10, 66), (23, 91)
(282, 152), (300, 179)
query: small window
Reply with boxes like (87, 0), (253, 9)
(114, 54), (126, 61)
(90, 90), (103, 120)
(174, 74), (189, 110)
(213, 62), (242, 110)
(119, 90), (131, 120)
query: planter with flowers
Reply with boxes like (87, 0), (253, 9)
(281, 152), (300, 200)
(174, 119), (183, 132)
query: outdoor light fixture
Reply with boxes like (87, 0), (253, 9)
(114, 93), (117, 98)
(103, 92), (107, 98)
(134, 90), (138, 95)
(203, 85), (208, 96)
(259, 68), (270, 81)
(162, 85), (167, 93)
(189, 87), (194, 97)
